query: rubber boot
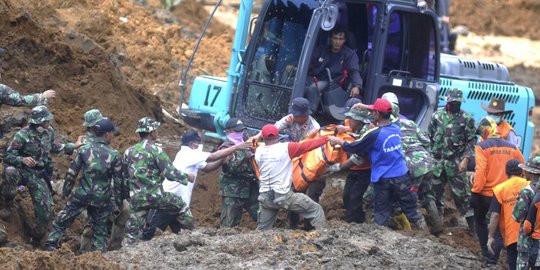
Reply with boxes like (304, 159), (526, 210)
(411, 216), (427, 230)
(426, 201), (443, 235)
(79, 226), (93, 253)
(109, 200), (130, 251)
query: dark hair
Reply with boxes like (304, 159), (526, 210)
(331, 25), (347, 39)
(506, 159), (523, 177)
(379, 111), (392, 119)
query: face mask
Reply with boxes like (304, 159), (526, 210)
(227, 132), (244, 145)
(446, 102), (461, 113)
(490, 115), (502, 124)
(196, 143), (203, 152)
(36, 126), (46, 133)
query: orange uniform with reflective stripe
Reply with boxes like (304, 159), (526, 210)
(472, 138), (524, 196)
(492, 176), (529, 246)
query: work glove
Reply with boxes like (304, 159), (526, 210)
(469, 192), (481, 209)
(325, 163), (341, 174)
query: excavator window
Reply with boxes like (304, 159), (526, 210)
(244, 0), (319, 121)
(382, 10), (437, 81)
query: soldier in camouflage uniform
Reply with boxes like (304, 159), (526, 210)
(123, 117), (194, 244)
(389, 101), (442, 235)
(513, 156), (540, 270)
(77, 109), (129, 251)
(45, 119), (124, 252)
(219, 118), (259, 227)
(2, 106), (81, 245)
(0, 47), (55, 113)
(428, 88), (476, 232)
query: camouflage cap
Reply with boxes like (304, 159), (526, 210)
(445, 88), (465, 103)
(29, 105), (53, 124)
(83, 109), (105, 127)
(345, 108), (371, 124)
(519, 155), (540, 175)
(135, 117), (160, 133)
(390, 103), (400, 118)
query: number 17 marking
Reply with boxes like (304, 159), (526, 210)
(204, 85), (222, 107)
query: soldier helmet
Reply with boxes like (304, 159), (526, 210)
(345, 107), (371, 124)
(83, 109), (105, 127)
(477, 116), (500, 137)
(29, 105), (53, 124)
(445, 88), (465, 103)
(135, 117), (160, 133)
(520, 155), (540, 175)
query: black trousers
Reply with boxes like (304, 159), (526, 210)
(343, 169), (371, 223)
(472, 194), (504, 265)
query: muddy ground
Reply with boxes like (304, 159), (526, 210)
(0, 0), (538, 269)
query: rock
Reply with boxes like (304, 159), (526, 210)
(0, 208), (11, 221)
(80, 79), (89, 86)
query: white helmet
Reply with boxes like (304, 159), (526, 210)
(382, 92), (399, 105)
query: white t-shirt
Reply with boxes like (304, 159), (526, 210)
(162, 146), (210, 211)
(255, 142), (293, 194)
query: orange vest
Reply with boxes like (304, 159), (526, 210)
(492, 177), (529, 246)
(498, 121), (514, 140)
(292, 125), (355, 192)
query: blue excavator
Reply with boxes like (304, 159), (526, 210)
(178, 0), (535, 158)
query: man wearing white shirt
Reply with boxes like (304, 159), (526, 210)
(143, 129), (249, 239)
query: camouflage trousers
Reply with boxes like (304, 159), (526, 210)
(46, 195), (112, 252)
(411, 172), (436, 207)
(432, 159), (473, 217)
(516, 251), (539, 270)
(79, 199), (130, 252)
(220, 194), (259, 228)
(124, 191), (188, 244)
(4, 166), (52, 241)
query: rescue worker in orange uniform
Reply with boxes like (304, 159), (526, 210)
(487, 159), (529, 270)
(481, 97), (518, 147)
(471, 116), (525, 267)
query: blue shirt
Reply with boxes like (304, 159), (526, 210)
(343, 122), (408, 182)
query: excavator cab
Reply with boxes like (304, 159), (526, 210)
(235, 0), (440, 128)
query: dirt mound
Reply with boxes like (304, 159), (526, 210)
(10, 0), (233, 110)
(0, 248), (122, 270)
(106, 223), (486, 269)
(451, 0), (540, 40)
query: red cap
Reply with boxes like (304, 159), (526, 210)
(367, 98), (393, 113)
(261, 124), (279, 140)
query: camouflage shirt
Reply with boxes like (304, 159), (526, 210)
(219, 141), (258, 199)
(4, 126), (75, 168)
(62, 137), (125, 207)
(123, 139), (189, 197)
(428, 109), (476, 160)
(400, 119), (433, 178)
(0, 84), (47, 108)
(513, 184), (537, 253)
